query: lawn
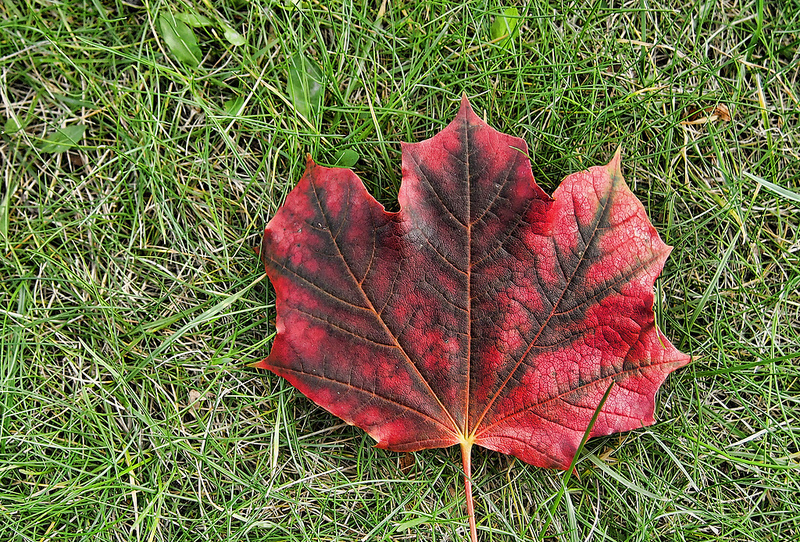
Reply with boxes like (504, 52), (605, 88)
(1, 1), (798, 540)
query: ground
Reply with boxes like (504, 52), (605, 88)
(0, 1), (798, 541)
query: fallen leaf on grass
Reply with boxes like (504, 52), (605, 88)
(256, 97), (690, 540)
(682, 103), (731, 124)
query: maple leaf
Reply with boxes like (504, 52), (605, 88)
(255, 97), (690, 540)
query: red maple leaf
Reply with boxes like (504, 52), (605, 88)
(255, 97), (690, 540)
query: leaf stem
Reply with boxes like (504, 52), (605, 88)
(461, 441), (477, 542)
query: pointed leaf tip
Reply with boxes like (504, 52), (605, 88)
(458, 94), (476, 118)
(608, 146), (623, 177)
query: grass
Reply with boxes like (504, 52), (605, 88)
(1, 0), (798, 540)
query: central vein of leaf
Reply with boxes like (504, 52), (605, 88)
(463, 116), (472, 440)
